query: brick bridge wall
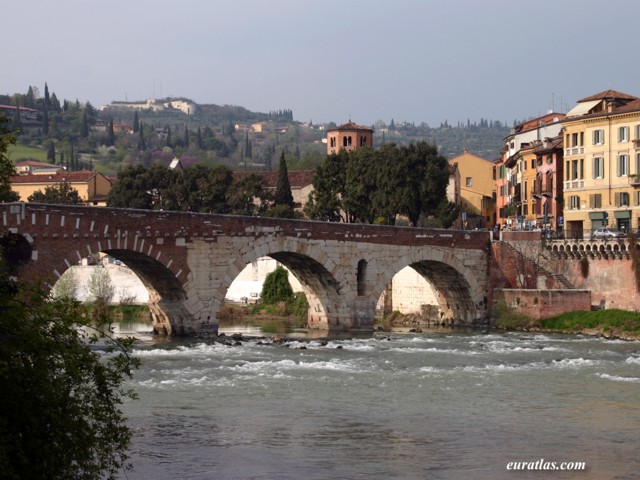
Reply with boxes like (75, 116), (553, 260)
(1, 203), (491, 335)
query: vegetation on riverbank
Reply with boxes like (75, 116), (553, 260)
(494, 299), (640, 340)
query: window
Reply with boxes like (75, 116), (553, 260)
(617, 154), (629, 176)
(635, 124), (640, 140)
(330, 137), (336, 148)
(615, 192), (630, 207)
(618, 126), (630, 142)
(571, 159), (579, 180)
(593, 129), (605, 145)
(466, 177), (472, 187)
(570, 195), (580, 209)
(343, 136), (352, 147)
(571, 133), (580, 147)
(589, 194), (602, 208)
(636, 191), (640, 206)
(592, 157), (604, 179)
(636, 152), (640, 175)
(359, 136), (367, 147)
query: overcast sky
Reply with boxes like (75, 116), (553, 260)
(5, 0), (639, 127)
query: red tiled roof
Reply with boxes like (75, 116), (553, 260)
(577, 89), (637, 103)
(610, 98), (640, 115)
(327, 121), (373, 133)
(10, 170), (100, 184)
(14, 160), (58, 168)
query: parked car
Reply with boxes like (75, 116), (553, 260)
(591, 227), (626, 240)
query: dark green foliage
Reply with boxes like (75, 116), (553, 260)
(46, 140), (55, 162)
(228, 173), (270, 216)
(132, 110), (139, 133)
(0, 115), (19, 202)
(0, 282), (139, 480)
(137, 123), (146, 150)
(80, 112), (89, 138)
(28, 181), (83, 205)
(261, 266), (294, 304)
(274, 152), (294, 208)
(306, 141), (451, 226)
(106, 118), (115, 146)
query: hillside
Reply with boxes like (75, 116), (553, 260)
(3, 87), (510, 174)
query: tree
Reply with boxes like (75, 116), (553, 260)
(261, 265), (294, 304)
(107, 164), (154, 209)
(80, 112), (89, 138)
(87, 265), (115, 305)
(272, 151), (294, 214)
(0, 110), (139, 479)
(0, 114), (19, 202)
(106, 119), (115, 147)
(0, 279), (138, 479)
(50, 267), (79, 300)
(132, 111), (139, 133)
(137, 123), (146, 151)
(228, 173), (270, 216)
(46, 141), (56, 163)
(28, 181), (83, 205)
(42, 107), (49, 136)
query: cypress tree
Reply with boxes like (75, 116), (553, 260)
(138, 123), (146, 150)
(274, 151), (294, 208)
(183, 125), (189, 147)
(46, 141), (55, 163)
(107, 119), (115, 146)
(133, 111), (139, 133)
(44, 82), (51, 109)
(80, 112), (89, 138)
(42, 108), (49, 136)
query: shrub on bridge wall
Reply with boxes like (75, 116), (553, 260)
(579, 256), (589, 279)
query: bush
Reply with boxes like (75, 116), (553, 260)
(261, 266), (293, 304)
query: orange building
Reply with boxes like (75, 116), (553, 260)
(326, 121), (373, 155)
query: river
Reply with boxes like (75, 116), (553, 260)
(116, 324), (640, 480)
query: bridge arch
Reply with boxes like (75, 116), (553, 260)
(372, 247), (486, 325)
(224, 237), (346, 330)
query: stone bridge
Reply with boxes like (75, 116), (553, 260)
(0, 203), (491, 335)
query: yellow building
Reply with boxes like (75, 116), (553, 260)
(561, 89), (640, 238)
(11, 170), (113, 205)
(448, 150), (495, 228)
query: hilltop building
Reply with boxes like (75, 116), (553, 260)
(326, 121), (373, 155)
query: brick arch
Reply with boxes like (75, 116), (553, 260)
(371, 247), (486, 324)
(25, 232), (190, 336)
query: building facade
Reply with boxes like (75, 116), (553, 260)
(11, 170), (113, 205)
(448, 150), (495, 228)
(326, 121), (373, 155)
(496, 112), (565, 229)
(561, 89), (640, 238)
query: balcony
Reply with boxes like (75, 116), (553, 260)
(633, 139), (640, 148)
(629, 175), (640, 187)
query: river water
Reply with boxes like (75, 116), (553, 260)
(116, 325), (640, 480)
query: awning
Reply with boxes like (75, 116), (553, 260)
(614, 210), (631, 219)
(566, 99), (602, 118)
(589, 212), (605, 220)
